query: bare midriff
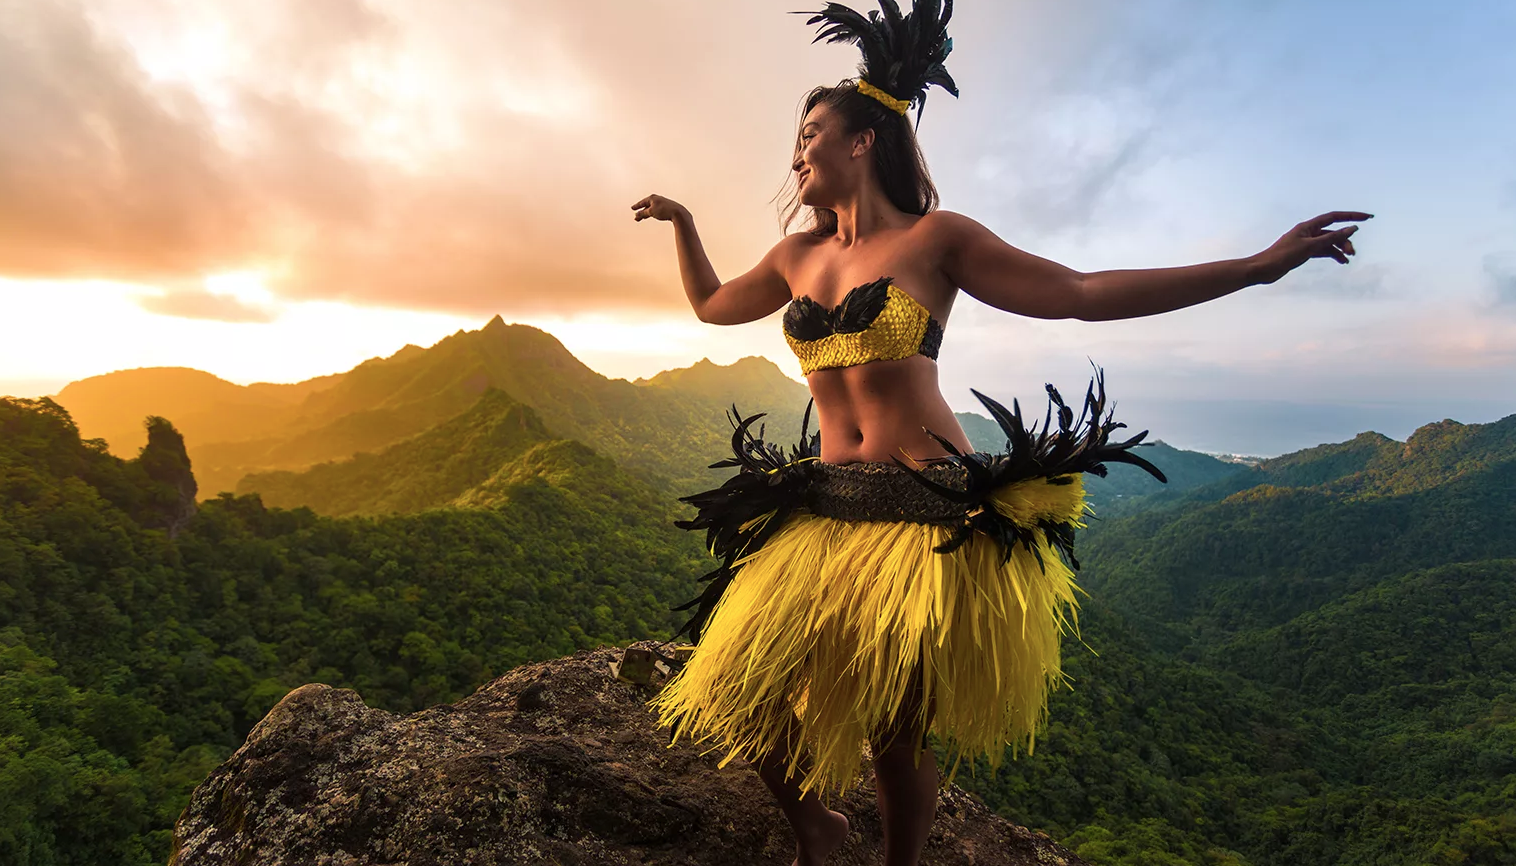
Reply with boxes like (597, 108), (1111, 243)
(806, 353), (972, 466)
(784, 213), (974, 466)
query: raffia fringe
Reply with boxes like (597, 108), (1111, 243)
(647, 473), (1090, 804)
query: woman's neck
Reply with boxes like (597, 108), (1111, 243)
(828, 188), (910, 247)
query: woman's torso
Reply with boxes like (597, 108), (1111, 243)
(783, 213), (973, 466)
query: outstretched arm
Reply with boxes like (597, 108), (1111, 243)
(934, 211), (1087, 320)
(1078, 258), (1264, 322)
(935, 209), (1371, 322)
(632, 194), (792, 325)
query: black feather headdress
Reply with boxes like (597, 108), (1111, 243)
(792, 0), (959, 132)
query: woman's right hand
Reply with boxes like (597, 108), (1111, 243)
(631, 194), (688, 223)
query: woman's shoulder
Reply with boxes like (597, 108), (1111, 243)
(916, 209), (974, 247)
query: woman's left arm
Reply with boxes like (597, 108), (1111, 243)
(935, 209), (1373, 323)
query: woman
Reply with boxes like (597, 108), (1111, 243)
(631, 3), (1368, 865)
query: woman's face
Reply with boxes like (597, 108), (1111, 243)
(793, 102), (869, 208)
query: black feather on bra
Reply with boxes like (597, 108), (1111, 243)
(783, 275), (895, 341)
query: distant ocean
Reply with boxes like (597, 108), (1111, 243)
(1114, 397), (1514, 458)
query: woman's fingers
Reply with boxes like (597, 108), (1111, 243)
(1313, 225), (1359, 264)
(1305, 211), (1374, 231)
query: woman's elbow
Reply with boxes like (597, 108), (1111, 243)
(693, 306), (735, 326)
(693, 305), (729, 325)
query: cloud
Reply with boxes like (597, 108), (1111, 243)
(940, 0), (1242, 241)
(1485, 252), (1516, 306)
(134, 287), (279, 323)
(0, 0), (257, 278)
(0, 0), (853, 318)
(0, 0), (1265, 319)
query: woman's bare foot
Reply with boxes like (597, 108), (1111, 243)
(793, 808), (850, 866)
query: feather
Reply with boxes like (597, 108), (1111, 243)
(907, 365), (1168, 566)
(668, 363), (1166, 648)
(669, 405), (822, 644)
(794, 0), (961, 129)
(831, 278), (893, 333)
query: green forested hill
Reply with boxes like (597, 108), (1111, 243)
(637, 355), (811, 412)
(966, 414), (1516, 865)
(1079, 438), (1516, 638)
(956, 410), (1250, 518)
(0, 396), (706, 865)
(1082, 414), (1516, 522)
(14, 344), (1516, 866)
(238, 386), (681, 527)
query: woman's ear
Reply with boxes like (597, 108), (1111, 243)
(851, 127), (876, 159)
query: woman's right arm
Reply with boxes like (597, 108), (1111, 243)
(632, 194), (793, 325)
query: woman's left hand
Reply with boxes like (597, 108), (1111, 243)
(1253, 211), (1373, 285)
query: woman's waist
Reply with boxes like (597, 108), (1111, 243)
(815, 424), (971, 466)
(806, 386), (971, 465)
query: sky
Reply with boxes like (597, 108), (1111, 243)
(1, 0), (1513, 456)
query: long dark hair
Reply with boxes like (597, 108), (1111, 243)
(775, 79), (940, 237)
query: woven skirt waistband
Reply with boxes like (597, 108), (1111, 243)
(805, 460), (973, 525)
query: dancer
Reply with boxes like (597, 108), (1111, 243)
(632, 3), (1369, 864)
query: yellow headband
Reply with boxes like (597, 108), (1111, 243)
(857, 79), (909, 116)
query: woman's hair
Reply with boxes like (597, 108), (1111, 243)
(775, 79), (940, 237)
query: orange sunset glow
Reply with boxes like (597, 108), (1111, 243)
(2, 0), (1513, 455)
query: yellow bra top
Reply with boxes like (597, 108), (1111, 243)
(783, 276), (944, 375)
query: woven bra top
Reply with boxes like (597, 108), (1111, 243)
(782, 275), (944, 375)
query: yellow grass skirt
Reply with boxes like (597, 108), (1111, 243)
(647, 473), (1091, 803)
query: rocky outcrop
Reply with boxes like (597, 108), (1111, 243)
(170, 641), (1090, 866)
(138, 416), (198, 537)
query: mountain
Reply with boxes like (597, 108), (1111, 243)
(636, 355), (809, 412)
(53, 319), (812, 498)
(8, 382), (1516, 865)
(968, 412), (1516, 865)
(237, 387), (673, 521)
(1078, 417), (1516, 639)
(52, 366), (342, 455)
(260, 318), (811, 496)
(1082, 414), (1516, 526)
(956, 411), (1250, 516)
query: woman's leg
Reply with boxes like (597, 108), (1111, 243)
(755, 702), (851, 866)
(870, 663), (939, 866)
